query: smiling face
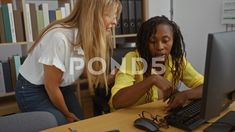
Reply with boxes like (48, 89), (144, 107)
(103, 6), (118, 33)
(148, 24), (174, 59)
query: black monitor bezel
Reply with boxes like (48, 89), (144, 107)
(200, 31), (235, 121)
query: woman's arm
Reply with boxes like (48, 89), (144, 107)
(112, 74), (173, 109)
(43, 65), (78, 122)
(183, 84), (203, 99)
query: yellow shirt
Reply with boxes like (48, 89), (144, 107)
(109, 51), (204, 109)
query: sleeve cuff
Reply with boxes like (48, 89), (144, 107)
(38, 57), (66, 72)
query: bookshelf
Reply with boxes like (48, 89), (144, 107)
(113, 0), (149, 48)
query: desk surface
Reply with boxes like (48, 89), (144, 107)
(41, 101), (235, 132)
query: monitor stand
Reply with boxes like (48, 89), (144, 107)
(204, 111), (235, 132)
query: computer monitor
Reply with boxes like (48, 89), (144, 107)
(201, 31), (235, 121)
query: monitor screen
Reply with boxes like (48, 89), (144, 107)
(201, 31), (235, 120)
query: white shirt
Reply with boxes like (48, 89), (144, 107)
(19, 25), (85, 87)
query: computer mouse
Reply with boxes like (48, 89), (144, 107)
(134, 117), (160, 132)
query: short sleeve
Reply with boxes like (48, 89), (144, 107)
(181, 59), (204, 88)
(38, 32), (67, 72)
(109, 51), (140, 109)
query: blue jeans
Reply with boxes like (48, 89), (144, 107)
(15, 74), (84, 125)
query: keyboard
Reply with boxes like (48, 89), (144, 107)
(164, 99), (205, 131)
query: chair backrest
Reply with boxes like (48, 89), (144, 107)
(0, 111), (57, 132)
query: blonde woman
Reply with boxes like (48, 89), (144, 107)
(15, 0), (122, 125)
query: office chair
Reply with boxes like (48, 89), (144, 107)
(0, 111), (58, 132)
(93, 47), (135, 116)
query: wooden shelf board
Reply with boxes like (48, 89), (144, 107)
(115, 34), (137, 38)
(0, 99), (19, 116)
(0, 42), (33, 46)
(0, 92), (15, 98)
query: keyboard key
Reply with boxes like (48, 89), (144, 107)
(164, 99), (205, 131)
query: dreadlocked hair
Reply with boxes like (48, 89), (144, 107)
(136, 15), (186, 89)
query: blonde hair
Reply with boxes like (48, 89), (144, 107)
(28, 0), (122, 94)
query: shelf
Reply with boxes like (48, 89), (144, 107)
(0, 42), (33, 46)
(0, 98), (19, 116)
(115, 34), (137, 38)
(0, 92), (15, 98)
(0, 93), (19, 116)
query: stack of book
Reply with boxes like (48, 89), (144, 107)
(0, 55), (26, 94)
(0, 1), (71, 43)
(115, 0), (143, 35)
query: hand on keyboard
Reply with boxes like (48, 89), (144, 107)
(164, 99), (204, 131)
(167, 106), (183, 113)
(165, 90), (189, 111)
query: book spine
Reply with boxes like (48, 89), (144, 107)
(49, 10), (56, 23)
(13, 55), (21, 79)
(128, 0), (136, 33)
(2, 61), (13, 92)
(55, 9), (62, 20)
(29, 3), (38, 40)
(64, 3), (71, 17)
(60, 7), (66, 19)
(70, 0), (74, 10)
(36, 10), (45, 34)
(24, 3), (33, 42)
(42, 3), (49, 27)
(135, 0), (143, 33)
(121, 0), (129, 34)
(7, 3), (16, 42)
(13, 10), (25, 42)
(0, 62), (6, 93)
(8, 57), (16, 89)
(1, 4), (12, 42)
(0, 7), (6, 43)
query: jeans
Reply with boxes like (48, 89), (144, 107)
(15, 74), (84, 125)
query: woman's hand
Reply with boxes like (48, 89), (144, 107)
(107, 68), (118, 85)
(165, 91), (188, 111)
(165, 85), (203, 111)
(65, 112), (79, 123)
(151, 75), (173, 101)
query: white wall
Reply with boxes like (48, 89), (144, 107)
(149, 0), (171, 19)
(149, 0), (226, 74)
(173, 0), (226, 74)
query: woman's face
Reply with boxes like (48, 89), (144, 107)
(103, 6), (118, 33)
(148, 24), (174, 58)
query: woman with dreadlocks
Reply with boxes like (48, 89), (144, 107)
(109, 16), (204, 111)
